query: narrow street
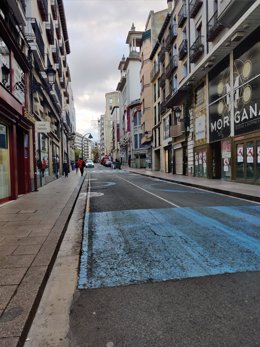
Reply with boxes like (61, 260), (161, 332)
(68, 166), (260, 346)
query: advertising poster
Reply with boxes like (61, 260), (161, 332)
(257, 146), (260, 163)
(247, 147), (254, 163)
(199, 152), (202, 164)
(203, 151), (207, 168)
(195, 153), (199, 166)
(237, 144), (244, 163)
(224, 158), (229, 172)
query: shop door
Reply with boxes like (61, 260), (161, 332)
(17, 129), (30, 194)
(175, 148), (183, 175)
(165, 149), (169, 173)
(211, 142), (221, 178)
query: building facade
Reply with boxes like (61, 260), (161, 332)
(0, 0), (75, 204)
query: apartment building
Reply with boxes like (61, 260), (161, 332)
(116, 24), (143, 167)
(98, 114), (105, 156)
(104, 91), (119, 156)
(140, 8), (168, 169)
(75, 132), (93, 160)
(25, 0), (74, 185)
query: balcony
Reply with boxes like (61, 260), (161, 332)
(150, 64), (160, 82)
(166, 55), (178, 78)
(116, 76), (126, 91)
(50, 82), (62, 106)
(158, 46), (166, 63)
(30, 19), (45, 69)
(178, 4), (187, 27)
(55, 20), (61, 40)
(60, 74), (66, 88)
(66, 66), (71, 81)
(63, 56), (67, 68)
(52, 41), (59, 63)
(159, 73), (166, 88)
(51, 0), (58, 20)
(190, 35), (204, 63)
(218, 0), (255, 26)
(166, 24), (177, 50)
(170, 121), (185, 138)
(37, 0), (48, 22)
(178, 39), (187, 60)
(207, 10), (224, 42)
(189, 0), (203, 18)
(46, 16), (54, 45)
(160, 100), (167, 115)
(59, 39), (65, 55)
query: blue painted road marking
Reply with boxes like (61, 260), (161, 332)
(78, 206), (260, 289)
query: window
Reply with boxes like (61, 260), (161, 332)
(0, 36), (10, 92)
(163, 117), (170, 140)
(182, 61), (187, 79)
(134, 134), (138, 149)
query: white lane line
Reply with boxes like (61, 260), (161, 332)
(118, 175), (180, 208)
(86, 174), (91, 212)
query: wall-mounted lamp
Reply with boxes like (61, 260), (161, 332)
(1, 64), (10, 86)
(174, 106), (182, 119)
(45, 64), (56, 86)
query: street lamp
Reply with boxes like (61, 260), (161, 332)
(81, 132), (93, 160)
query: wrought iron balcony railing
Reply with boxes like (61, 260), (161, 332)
(207, 10), (224, 42)
(189, 0), (203, 18)
(178, 39), (187, 60)
(190, 35), (204, 63)
(37, 0), (48, 22)
(166, 55), (178, 78)
(178, 4), (187, 27)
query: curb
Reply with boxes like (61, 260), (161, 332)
(130, 171), (260, 203)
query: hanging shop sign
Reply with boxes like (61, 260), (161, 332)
(35, 121), (50, 133)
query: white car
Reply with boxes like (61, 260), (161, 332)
(85, 159), (94, 168)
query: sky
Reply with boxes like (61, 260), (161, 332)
(63, 0), (167, 141)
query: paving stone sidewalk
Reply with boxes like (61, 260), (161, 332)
(0, 172), (86, 347)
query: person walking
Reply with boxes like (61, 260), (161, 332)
(63, 161), (69, 177)
(77, 158), (85, 176)
(75, 159), (79, 174)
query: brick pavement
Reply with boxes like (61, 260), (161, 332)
(0, 171), (86, 347)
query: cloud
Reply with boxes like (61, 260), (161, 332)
(64, 0), (166, 136)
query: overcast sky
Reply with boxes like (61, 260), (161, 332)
(63, 0), (166, 140)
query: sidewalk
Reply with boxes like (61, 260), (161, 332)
(0, 172), (86, 347)
(123, 167), (260, 202)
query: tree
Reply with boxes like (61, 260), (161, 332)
(74, 148), (81, 160)
(92, 146), (100, 163)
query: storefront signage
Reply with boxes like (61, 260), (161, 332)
(35, 121), (50, 133)
(195, 115), (205, 141)
(209, 40), (260, 141)
(234, 41), (260, 135)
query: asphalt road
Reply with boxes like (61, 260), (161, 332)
(69, 165), (260, 347)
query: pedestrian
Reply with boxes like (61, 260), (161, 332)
(63, 162), (69, 177)
(41, 158), (47, 177)
(75, 159), (79, 174)
(77, 158), (85, 176)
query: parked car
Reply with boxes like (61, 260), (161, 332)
(104, 159), (112, 167)
(85, 159), (94, 168)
